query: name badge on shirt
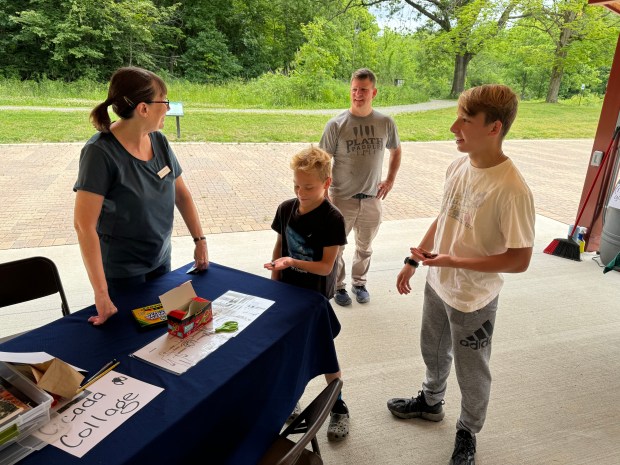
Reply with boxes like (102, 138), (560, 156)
(157, 166), (171, 179)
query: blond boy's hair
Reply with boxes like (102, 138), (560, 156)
(458, 84), (518, 138)
(290, 146), (332, 182)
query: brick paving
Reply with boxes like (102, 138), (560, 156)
(0, 139), (594, 250)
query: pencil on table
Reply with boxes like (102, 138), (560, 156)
(75, 361), (120, 394)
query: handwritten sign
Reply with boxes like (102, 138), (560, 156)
(131, 291), (274, 375)
(35, 371), (163, 458)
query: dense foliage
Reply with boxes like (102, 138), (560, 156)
(0, 0), (618, 102)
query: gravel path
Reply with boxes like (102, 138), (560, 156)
(0, 99), (456, 115)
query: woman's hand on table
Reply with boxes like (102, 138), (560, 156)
(194, 241), (209, 271)
(89, 292), (118, 325)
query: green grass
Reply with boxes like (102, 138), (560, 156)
(395, 101), (603, 141)
(0, 110), (332, 143)
(0, 101), (603, 144)
(0, 76), (428, 109)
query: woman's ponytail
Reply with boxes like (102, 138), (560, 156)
(90, 98), (113, 133)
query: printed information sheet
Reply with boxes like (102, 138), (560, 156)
(131, 291), (274, 375)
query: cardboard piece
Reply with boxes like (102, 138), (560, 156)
(15, 358), (84, 399)
(159, 281), (196, 316)
(159, 281), (212, 339)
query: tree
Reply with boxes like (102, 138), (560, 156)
(177, 0), (332, 80)
(7, 0), (181, 81)
(178, 25), (242, 82)
(292, 1), (379, 81)
(347, 0), (518, 97)
(521, 0), (620, 103)
(472, 19), (553, 99)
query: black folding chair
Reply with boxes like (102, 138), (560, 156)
(258, 378), (343, 465)
(0, 256), (71, 341)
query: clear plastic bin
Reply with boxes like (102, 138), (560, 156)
(0, 362), (53, 464)
(0, 435), (46, 465)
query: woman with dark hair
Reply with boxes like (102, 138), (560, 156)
(74, 67), (208, 325)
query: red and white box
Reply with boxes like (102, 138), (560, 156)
(159, 281), (212, 339)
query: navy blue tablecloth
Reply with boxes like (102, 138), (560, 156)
(0, 262), (341, 465)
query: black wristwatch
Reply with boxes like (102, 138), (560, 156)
(404, 257), (419, 268)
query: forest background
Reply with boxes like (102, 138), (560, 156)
(1, 0), (619, 117)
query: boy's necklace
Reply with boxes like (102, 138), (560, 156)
(494, 151), (507, 166)
(476, 151), (506, 168)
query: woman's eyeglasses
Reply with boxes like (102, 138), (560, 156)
(146, 100), (171, 109)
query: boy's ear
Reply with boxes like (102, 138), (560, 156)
(324, 177), (332, 189)
(489, 120), (503, 136)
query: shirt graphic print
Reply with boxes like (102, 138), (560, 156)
(346, 124), (383, 156)
(446, 189), (488, 230)
(285, 225), (314, 273)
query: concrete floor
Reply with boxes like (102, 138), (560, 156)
(1, 216), (619, 464)
(1, 138), (619, 464)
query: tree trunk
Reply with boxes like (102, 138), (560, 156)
(520, 71), (528, 100)
(450, 52), (473, 98)
(545, 11), (577, 103)
(129, 36), (133, 67)
(546, 65), (563, 103)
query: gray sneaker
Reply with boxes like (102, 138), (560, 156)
(387, 391), (445, 421)
(351, 285), (370, 303)
(334, 289), (352, 306)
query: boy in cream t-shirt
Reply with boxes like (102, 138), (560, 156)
(387, 84), (535, 465)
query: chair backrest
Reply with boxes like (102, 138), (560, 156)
(258, 378), (343, 465)
(0, 256), (70, 316)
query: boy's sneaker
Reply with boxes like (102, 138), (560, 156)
(449, 429), (476, 465)
(327, 399), (349, 441)
(334, 289), (352, 306)
(285, 402), (301, 424)
(387, 390), (445, 421)
(351, 285), (370, 303)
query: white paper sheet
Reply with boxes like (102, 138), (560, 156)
(33, 371), (163, 458)
(0, 351), (85, 372)
(131, 290), (274, 375)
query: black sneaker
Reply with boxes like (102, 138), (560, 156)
(449, 429), (476, 465)
(387, 390), (445, 421)
(333, 289), (352, 306)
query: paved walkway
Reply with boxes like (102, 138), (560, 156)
(0, 100), (456, 115)
(0, 139), (593, 250)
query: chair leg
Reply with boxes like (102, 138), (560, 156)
(311, 437), (321, 457)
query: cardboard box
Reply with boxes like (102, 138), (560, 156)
(159, 281), (212, 339)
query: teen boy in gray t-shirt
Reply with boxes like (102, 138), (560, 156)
(320, 68), (401, 307)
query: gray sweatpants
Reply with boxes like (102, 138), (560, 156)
(420, 282), (498, 435)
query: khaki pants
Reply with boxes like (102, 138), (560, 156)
(332, 196), (382, 291)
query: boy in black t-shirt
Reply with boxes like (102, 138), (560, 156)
(264, 145), (350, 441)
